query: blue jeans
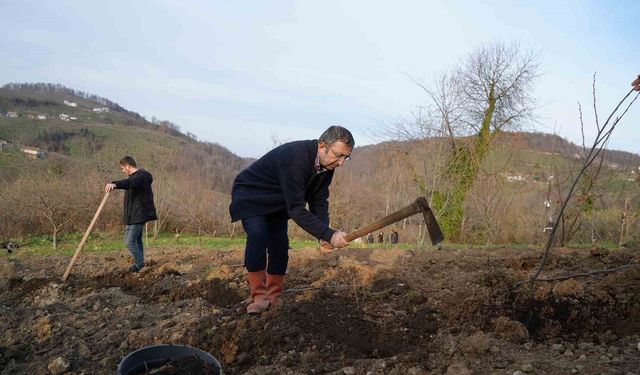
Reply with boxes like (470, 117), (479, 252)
(125, 224), (145, 268)
(241, 210), (289, 275)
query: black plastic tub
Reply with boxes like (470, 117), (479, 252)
(117, 344), (223, 375)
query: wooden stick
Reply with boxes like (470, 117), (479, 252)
(62, 192), (110, 281)
(344, 200), (421, 242)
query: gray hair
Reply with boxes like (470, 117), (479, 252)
(319, 125), (355, 147)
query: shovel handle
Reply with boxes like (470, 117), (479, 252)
(62, 192), (110, 281)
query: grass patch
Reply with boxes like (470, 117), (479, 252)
(3, 232), (325, 257)
(2, 230), (627, 259)
(5, 233), (244, 257)
(3, 231), (425, 258)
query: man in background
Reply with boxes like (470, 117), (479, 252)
(391, 229), (399, 245)
(105, 156), (157, 272)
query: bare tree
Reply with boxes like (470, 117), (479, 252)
(457, 42), (539, 134)
(1, 162), (91, 251)
(524, 75), (639, 292)
(391, 41), (539, 240)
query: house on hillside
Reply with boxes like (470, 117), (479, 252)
(6, 111), (18, 118)
(59, 114), (70, 121)
(21, 147), (46, 159)
(63, 100), (77, 107)
(92, 107), (109, 113)
(0, 139), (11, 152)
(37, 114), (47, 120)
(506, 174), (526, 182)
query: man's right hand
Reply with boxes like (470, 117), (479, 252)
(318, 240), (334, 255)
(330, 231), (348, 248)
(105, 183), (116, 193)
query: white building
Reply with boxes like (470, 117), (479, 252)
(59, 114), (70, 121)
(506, 175), (526, 182)
(37, 114), (47, 120)
(6, 111), (18, 118)
(21, 147), (46, 159)
(92, 107), (109, 113)
(63, 100), (77, 107)
(0, 139), (10, 152)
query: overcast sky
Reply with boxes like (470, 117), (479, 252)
(1, 0), (639, 158)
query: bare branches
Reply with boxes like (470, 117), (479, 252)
(457, 41), (540, 133)
(516, 263), (639, 286)
(395, 41), (539, 144)
(526, 79), (640, 289)
(407, 73), (464, 148)
(592, 73), (600, 131)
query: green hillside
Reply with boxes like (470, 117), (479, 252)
(1, 82), (639, 247)
(0, 83), (248, 189)
(0, 83), (249, 243)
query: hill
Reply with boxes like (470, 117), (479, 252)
(1, 82), (639, 246)
(0, 83), (249, 241)
(0, 83), (248, 188)
(332, 130), (640, 245)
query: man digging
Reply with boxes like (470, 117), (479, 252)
(229, 126), (354, 314)
(105, 156), (157, 273)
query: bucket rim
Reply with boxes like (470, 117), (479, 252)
(116, 343), (223, 375)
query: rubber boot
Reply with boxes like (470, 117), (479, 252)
(266, 274), (285, 306)
(246, 270), (270, 314)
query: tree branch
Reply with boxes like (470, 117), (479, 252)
(516, 263), (639, 286)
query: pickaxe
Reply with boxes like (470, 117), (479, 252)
(344, 197), (444, 245)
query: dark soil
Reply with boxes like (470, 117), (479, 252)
(1, 245), (639, 374)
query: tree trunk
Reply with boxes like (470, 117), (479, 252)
(52, 226), (58, 252)
(619, 197), (629, 246)
(435, 84), (497, 240)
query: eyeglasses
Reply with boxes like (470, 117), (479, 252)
(327, 143), (351, 162)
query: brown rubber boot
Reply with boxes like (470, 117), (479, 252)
(246, 270), (270, 314)
(266, 274), (285, 306)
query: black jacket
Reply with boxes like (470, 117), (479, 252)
(229, 140), (336, 242)
(113, 169), (158, 225)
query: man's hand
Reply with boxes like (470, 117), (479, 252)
(104, 183), (116, 193)
(632, 75), (640, 92)
(330, 231), (348, 248)
(318, 240), (334, 255)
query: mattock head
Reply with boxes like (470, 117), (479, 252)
(415, 197), (445, 246)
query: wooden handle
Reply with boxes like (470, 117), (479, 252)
(344, 200), (421, 242)
(62, 192), (110, 281)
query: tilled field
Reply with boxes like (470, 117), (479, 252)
(1, 245), (639, 374)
